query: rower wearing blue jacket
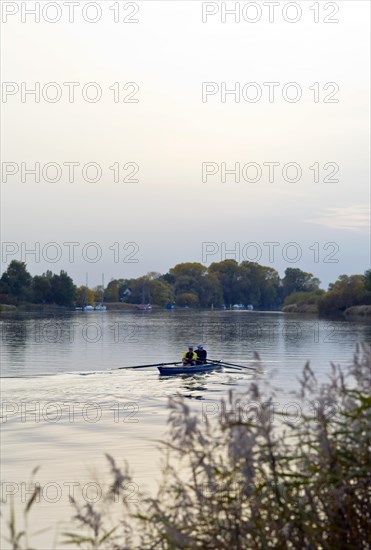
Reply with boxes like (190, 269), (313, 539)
(195, 344), (207, 364)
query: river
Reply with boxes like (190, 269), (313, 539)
(1, 310), (370, 548)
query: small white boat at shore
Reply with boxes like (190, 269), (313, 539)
(95, 303), (107, 311)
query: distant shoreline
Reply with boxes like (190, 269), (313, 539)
(0, 302), (144, 313)
(1, 302), (371, 317)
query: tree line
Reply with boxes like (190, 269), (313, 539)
(0, 260), (370, 314)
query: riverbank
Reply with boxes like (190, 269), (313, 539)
(0, 303), (67, 313)
(281, 303), (318, 314)
(2, 301), (371, 318)
(282, 303), (371, 317)
(0, 302), (161, 313)
(344, 305), (371, 317)
(0, 304), (17, 312)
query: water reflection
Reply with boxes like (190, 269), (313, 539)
(1, 310), (370, 388)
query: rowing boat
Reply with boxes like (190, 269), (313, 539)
(158, 363), (223, 376)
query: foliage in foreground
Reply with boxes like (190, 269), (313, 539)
(3, 345), (371, 549)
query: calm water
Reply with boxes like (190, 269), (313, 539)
(2, 309), (370, 378)
(1, 310), (370, 549)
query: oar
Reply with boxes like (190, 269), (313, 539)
(117, 361), (183, 370)
(208, 359), (256, 371)
(221, 365), (243, 371)
(206, 360), (242, 371)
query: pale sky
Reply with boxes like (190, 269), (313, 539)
(1, 1), (370, 288)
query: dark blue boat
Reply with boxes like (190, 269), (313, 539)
(158, 363), (223, 376)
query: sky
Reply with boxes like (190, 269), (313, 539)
(1, 0), (370, 289)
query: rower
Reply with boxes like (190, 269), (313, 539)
(195, 344), (207, 364)
(182, 345), (198, 366)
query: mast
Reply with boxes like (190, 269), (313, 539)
(84, 272), (88, 308)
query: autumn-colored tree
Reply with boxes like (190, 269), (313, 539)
(93, 285), (104, 303)
(319, 274), (371, 314)
(175, 293), (199, 307)
(75, 286), (95, 307)
(170, 263), (207, 280)
(105, 280), (119, 302)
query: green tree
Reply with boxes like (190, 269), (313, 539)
(197, 272), (223, 307)
(282, 268), (320, 298)
(160, 272), (175, 285)
(50, 271), (75, 306)
(121, 276), (170, 306)
(239, 262), (281, 309)
(0, 261), (33, 302)
(32, 272), (53, 304)
(170, 263), (207, 280)
(364, 269), (371, 292)
(258, 265), (281, 309)
(170, 263), (207, 298)
(124, 277), (149, 304)
(208, 260), (243, 306)
(148, 279), (174, 306)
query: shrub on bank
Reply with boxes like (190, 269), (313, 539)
(318, 275), (371, 315)
(344, 305), (371, 317)
(283, 289), (325, 307)
(0, 304), (17, 312)
(282, 289), (325, 313)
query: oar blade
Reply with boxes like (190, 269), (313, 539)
(117, 361), (182, 370)
(208, 359), (257, 371)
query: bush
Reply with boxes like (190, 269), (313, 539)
(283, 289), (325, 307)
(175, 293), (199, 307)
